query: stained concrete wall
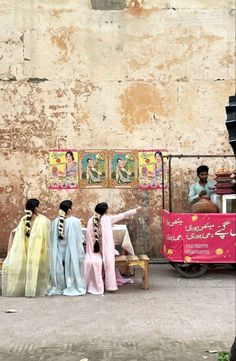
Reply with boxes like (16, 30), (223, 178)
(0, 0), (235, 257)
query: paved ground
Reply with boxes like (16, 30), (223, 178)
(0, 264), (235, 361)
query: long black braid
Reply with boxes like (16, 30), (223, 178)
(58, 200), (72, 240)
(93, 202), (108, 253)
(25, 198), (39, 237)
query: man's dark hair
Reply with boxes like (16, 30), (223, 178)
(197, 165), (209, 175)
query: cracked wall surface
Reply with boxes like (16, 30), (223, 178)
(0, 0), (235, 257)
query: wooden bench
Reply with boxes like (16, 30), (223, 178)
(115, 255), (149, 290)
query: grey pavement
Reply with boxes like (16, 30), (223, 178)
(0, 264), (235, 361)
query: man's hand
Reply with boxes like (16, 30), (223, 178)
(136, 206), (142, 213)
(199, 190), (207, 197)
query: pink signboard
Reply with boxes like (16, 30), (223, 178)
(161, 210), (236, 263)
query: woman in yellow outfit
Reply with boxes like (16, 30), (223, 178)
(2, 199), (51, 297)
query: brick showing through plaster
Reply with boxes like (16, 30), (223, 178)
(90, 0), (126, 10)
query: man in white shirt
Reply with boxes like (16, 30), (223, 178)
(188, 165), (216, 204)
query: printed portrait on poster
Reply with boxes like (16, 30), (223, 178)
(138, 150), (168, 189)
(79, 150), (108, 188)
(49, 149), (78, 189)
(109, 150), (138, 188)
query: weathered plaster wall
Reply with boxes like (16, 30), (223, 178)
(0, 0), (235, 257)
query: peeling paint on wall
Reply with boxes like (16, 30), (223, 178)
(119, 83), (172, 131)
(50, 26), (77, 63)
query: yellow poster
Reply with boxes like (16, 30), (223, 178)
(138, 150), (167, 189)
(49, 149), (78, 189)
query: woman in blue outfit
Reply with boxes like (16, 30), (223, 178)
(48, 200), (86, 296)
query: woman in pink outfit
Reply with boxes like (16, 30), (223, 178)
(84, 202), (142, 295)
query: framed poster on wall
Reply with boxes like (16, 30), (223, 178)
(79, 150), (109, 188)
(108, 150), (138, 188)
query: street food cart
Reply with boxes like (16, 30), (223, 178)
(159, 153), (236, 277)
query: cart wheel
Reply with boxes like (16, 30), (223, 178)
(173, 263), (208, 278)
